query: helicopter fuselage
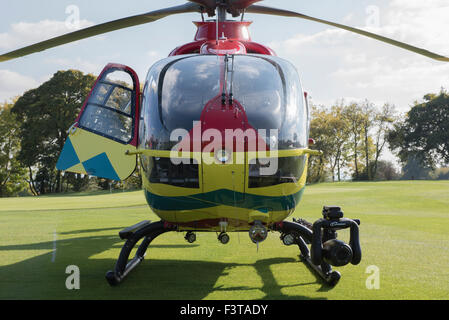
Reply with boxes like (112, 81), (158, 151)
(138, 21), (312, 231)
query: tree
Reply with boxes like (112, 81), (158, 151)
(400, 155), (432, 180)
(308, 106), (332, 182)
(308, 106), (326, 183)
(0, 101), (27, 196)
(371, 103), (397, 179)
(429, 167), (449, 180)
(388, 90), (449, 168)
(328, 104), (352, 181)
(308, 100), (396, 182)
(123, 162), (143, 190)
(374, 160), (400, 181)
(342, 103), (366, 180)
(360, 100), (376, 180)
(12, 70), (96, 195)
(340, 100), (393, 181)
(308, 105), (349, 183)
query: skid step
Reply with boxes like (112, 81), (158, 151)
(119, 220), (151, 240)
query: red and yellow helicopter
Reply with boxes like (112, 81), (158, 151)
(2, 0), (448, 287)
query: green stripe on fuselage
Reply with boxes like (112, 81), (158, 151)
(144, 188), (305, 211)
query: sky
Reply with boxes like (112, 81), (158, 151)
(1, 0), (448, 110)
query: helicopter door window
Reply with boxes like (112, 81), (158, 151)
(78, 69), (135, 143)
(105, 86), (133, 113)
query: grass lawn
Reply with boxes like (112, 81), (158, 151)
(0, 180), (448, 300)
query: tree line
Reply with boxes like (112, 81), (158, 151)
(0, 69), (448, 196)
(307, 100), (397, 182)
(307, 89), (449, 183)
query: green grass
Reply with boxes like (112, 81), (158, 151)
(1, 181), (449, 300)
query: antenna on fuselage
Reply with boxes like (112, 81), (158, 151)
(222, 54), (229, 105)
(215, 16), (219, 44)
(229, 54), (235, 106)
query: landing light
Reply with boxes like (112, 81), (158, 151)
(215, 149), (231, 164)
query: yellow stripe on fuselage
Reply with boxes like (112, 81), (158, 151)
(138, 149), (312, 229)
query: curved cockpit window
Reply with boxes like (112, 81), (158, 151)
(160, 56), (220, 131)
(229, 55), (285, 131)
(231, 55), (308, 149)
(140, 54), (307, 151)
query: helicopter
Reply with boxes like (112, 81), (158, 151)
(1, 0), (448, 287)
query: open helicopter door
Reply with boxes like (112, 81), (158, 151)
(56, 64), (140, 181)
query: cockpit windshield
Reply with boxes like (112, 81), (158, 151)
(228, 55), (285, 132)
(141, 54), (308, 151)
(160, 56), (220, 131)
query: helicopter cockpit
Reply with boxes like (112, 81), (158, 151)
(140, 54), (310, 151)
(139, 54), (310, 190)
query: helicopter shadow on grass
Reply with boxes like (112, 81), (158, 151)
(0, 228), (327, 300)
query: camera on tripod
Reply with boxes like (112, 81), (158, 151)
(322, 206), (344, 221)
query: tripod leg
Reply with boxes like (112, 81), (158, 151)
(272, 220), (341, 287)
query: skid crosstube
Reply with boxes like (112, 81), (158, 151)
(105, 220), (177, 286)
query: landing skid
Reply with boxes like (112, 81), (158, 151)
(106, 207), (361, 287)
(105, 220), (176, 286)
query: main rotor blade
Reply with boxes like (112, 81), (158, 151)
(0, 3), (201, 63)
(246, 5), (449, 62)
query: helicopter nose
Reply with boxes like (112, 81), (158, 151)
(176, 94), (270, 154)
(173, 94), (273, 205)
(197, 95), (247, 196)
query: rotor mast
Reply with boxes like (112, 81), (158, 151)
(216, 1), (228, 22)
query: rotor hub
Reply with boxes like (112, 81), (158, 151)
(190, 0), (263, 18)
